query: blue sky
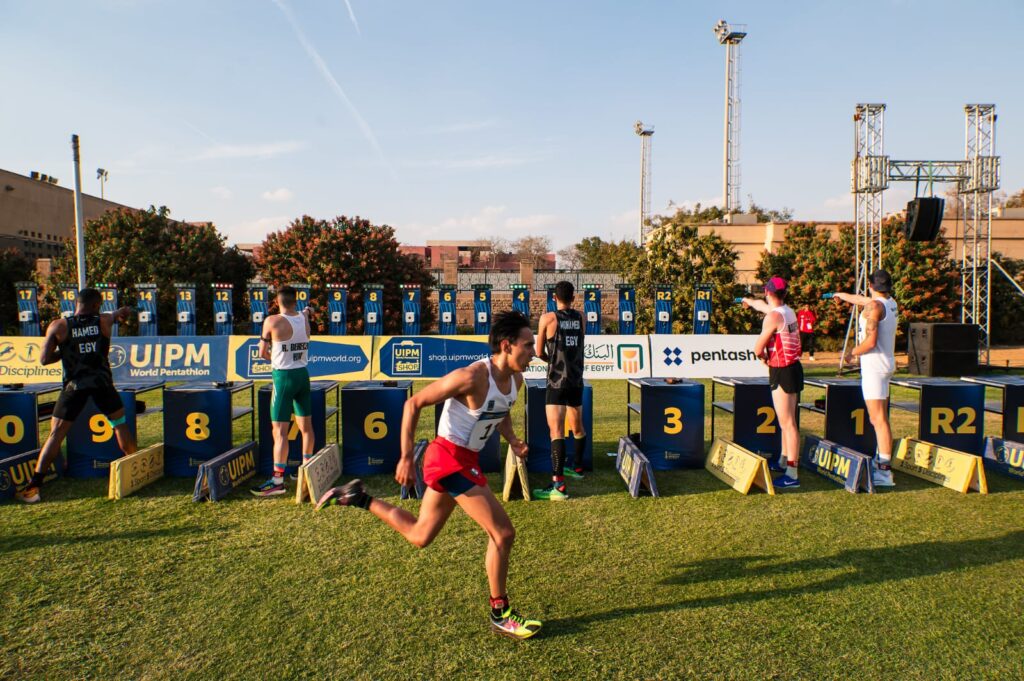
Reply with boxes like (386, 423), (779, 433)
(2, 0), (1021, 250)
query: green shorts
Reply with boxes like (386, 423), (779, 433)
(271, 368), (312, 422)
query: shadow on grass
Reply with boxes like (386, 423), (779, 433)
(541, 530), (1024, 638)
(0, 524), (225, 555)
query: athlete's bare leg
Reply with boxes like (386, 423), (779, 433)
(368, 487), (457, 548)
(453, 485), (516, 599)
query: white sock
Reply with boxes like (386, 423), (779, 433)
(272, 475), (284, 485)
(877, 451), (891, 464)
(786, 462), (798, 479)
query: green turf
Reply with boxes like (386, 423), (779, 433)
(2, 371), (1023, 680)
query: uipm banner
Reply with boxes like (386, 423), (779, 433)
(650, 335), (766, 379)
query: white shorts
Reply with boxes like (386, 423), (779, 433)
(861, 371), (893, 401)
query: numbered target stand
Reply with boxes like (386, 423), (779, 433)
(616, 284), (636, 335)
(892, 437), (988, 494)
(582, 284), (602, 335)
(982, 437), (1024, 481)
(15, 281), (41, 336)
(248, 281), (269, 336)
(433, 403), (500, 473)
(257, 380), (340, 475)
(96, 283), (120, 337)
(164, 381), (255, 477)
(711, 377), (793, 467)
(0, 383), (62, 459)
(192, 441), (258, 502)
(473, 284), (492, 335)
(399, 439), (429, 500)
(341, 381), (411, 475)
(363, 284), (384, 336)
(800, 436), (874, 494)
(135, 283), (159, 336)
(705, 438), (775, 495)
(510, 284), (530, 318)
(175, 282), (197, 336)
(400, 284), (421, 336)
(327, 284), (348, 335)
(296, 443), (343, 504)
(615, 436), (659, 497)
(625, 378), (704, 470)
(437, 285), (457, 335)
(891, 378), (985, 454)
(66, 381), (165, 479)
(800, 377), (877, 457)
(523, 378), (593, 473)
(211, 283), (234, 336)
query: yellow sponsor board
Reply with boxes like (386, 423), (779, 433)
(893, 438), (988, 494)
(0, 338), (62, 384)
(705, 438), (775, 495)
(296, 443), (342, 505)
(108, 443), (164, 500)
(502, 446), (531, 502)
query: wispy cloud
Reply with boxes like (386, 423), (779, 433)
(399, 205), (568, 242)
(271, 0), (390, 173)
(211, 186), (233, 200)
(261, 187), (295, 202)
(401, 152), (544, 170)
(191, 141), (306, 161)
(227, 215), (293, 242)
(341, 0), (361, 36)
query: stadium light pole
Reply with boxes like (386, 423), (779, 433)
(97, 168), (109, 200)
(71, 134), (87, 290)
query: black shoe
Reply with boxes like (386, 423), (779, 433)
(315, 479), (367, 511)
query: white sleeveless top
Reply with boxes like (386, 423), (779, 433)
(271, 314), (309, 370)
(858, 297), (898, 375)
(437, 359), (517, 452)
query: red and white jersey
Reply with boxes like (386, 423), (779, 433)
(437, 359), (517, 452)
(797, 308), (817, 333)
(767, 305), (801, 368)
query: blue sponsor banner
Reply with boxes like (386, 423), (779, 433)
(373, 336), (490, 379)
(694, 284), (713, 334)
(192, 441), (258, 501)
(107, 336), (228, 383)
(230, 336), (371, 381)
(801, 435), (873, 493)
(983, 437), (1024, 481)
(0, 449), (62, 501)
(617, 284), (636, 335)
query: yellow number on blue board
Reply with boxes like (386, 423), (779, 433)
(851, 408), (865, 436)
(364, 412), (387, 440)
(186, 412), (210, 441)
(664, 407), (682, 434)
(756, 406), (777, 434)
(0, 416), (25, 444)
(90, 414), (114, 443)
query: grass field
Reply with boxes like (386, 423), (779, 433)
(2, 369), (1023, 680)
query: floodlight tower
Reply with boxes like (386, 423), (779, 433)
(635, 121), (654, 244)
(714, 19), (746, 214)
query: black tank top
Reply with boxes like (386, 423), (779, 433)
(545, 308), (584, 389)
(60, 314), (113, 388)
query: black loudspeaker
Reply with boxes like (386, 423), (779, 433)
(904, 198), (945, 241)
(908, 323), (978, 376)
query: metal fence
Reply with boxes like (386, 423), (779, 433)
(533, 270), (625, 290)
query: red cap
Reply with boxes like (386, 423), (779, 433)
(764, 276), (787, 294)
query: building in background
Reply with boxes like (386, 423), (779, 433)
(399, 240), (556, 270)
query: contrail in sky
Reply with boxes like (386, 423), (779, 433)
(270, 0), (391, 174)
(342, 0), (361, 36)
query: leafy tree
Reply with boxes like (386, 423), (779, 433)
(746, 197), (794, 223)
(629, 213), (755, 334)
(1, 248), (35, 335)
(988, 254), (1024, 345)
(257, 215), (436, 334)
(1005, 189), (1024, 209)
(510, 235), (553, 267)
(564, 236), (643, 274)
(42, 207), (253, 334)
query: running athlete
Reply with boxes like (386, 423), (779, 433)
(315, 311), (542, 640)
(532, 280), (586, 500)
(251, 285), (315, 497)
(835, 269), (898, 487)
(16, 288), (135, 503)
(742, 276), (803, 489)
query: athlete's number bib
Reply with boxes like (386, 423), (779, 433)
(467, 410), (507, 451)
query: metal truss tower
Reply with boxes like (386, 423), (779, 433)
(841, 103), (1000, 369)
(714, 19), (746, 214)
(635, 121), (654, 244)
